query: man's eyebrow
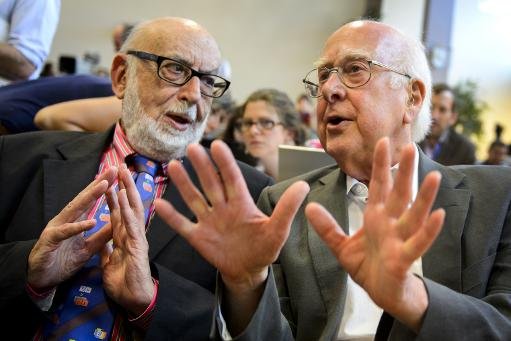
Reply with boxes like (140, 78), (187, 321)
(164, 54), (219, 75)
(313, 52), (370, 69)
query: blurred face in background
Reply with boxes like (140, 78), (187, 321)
(429, 90), (457, 139)
(242, 100), (294, 160)
(487, 144), (507, 165)
(297, 97), (317, 130)
(204, 107), (228, 137)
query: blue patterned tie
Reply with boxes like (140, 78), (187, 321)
(42, 155), (159, 340)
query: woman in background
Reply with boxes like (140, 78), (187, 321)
(241, 88), (305, 179)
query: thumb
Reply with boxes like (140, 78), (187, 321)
(270, 181), (310, 239)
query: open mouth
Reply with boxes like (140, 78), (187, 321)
(163, 112), (194, 131)
(327, 116), (345, 125)
(166, 113), (192, 125)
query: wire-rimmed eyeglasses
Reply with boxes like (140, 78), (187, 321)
(127, 50), (231, 98)
(302, 59), (411, 98)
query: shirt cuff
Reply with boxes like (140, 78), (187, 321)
(25, 282), (56, 311)
(128, 278), (159, 330)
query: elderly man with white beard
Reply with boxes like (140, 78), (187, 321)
(0, 17), (272, 341)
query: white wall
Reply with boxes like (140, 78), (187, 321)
(380, 0), (426, 40)
(48, 0), (365, 102)
(449, 0), (511, 157)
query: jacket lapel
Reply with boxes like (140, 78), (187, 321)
(307, 168), (349, 334)
(42, 130), (113, 223)
(419, 151), (469, 291)
(147, 157), (198, 260)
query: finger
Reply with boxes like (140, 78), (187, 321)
(402, 208), (445, 262)
(305, 202), (348, 256)
(118, 188), (146, 238)
(401, 171), (441, 237)
(211, 140), (253, 202)
(119, 163), (144, 213)
(105, 186), (121, 240)
(154, 198), (196, 241)
(46, 219), (97, 243)
(52, 167), (118, 225)
(85, 221), (113, 255)
(187, 143), (226, 206)
(99, 242), (113, 268)
(367, 137), (392, 206)
(386, 143), (415, 217)
(167, 160), (210, 217)
(269, 181), (310, 243)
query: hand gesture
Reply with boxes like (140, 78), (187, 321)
(27, 167), (117, 290)
(101, 164), (154, 316)
(155, 141), (310, 291)
(306, 138), (445, 330)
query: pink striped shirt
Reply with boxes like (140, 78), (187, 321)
(31, 123), (170, 340)
(91, 124), (168, 336)
(90, 123), (168, 224)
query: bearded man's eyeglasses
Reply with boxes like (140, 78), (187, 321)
(127, 50), (231, 98)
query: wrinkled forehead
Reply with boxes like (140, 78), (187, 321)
(316, 22), (402, 68)
(134, 22), (221, 73)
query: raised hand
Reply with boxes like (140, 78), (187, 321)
(305, 138), (445, 330)
(101, 164), (154, 316)
(155, 140), (310, 292)
(27, 167), (117, 290)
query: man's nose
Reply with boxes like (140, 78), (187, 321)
(177, 76), (202, 106)
(321, 70), (347, 103)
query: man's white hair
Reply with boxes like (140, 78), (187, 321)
(386, 26), (432, 142)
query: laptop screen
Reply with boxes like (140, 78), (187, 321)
(278, 145), (336, 182)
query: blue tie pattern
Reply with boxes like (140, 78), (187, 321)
(42, 155), (159, 341)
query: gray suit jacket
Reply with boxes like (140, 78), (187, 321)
(233, 151), (511, 340)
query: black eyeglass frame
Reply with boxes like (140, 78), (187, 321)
(126, 50), (231, 98)
(302, 59), (412, 98)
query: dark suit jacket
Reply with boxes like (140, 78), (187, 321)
(0, 128), (272, 340)
(418, 128), (476, 166)
(231, 150), (511, 340)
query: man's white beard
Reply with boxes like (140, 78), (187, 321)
(121, 77), (208, 161)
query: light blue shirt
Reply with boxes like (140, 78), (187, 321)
(0, 0), (60, 83)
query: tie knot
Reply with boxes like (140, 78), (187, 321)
(351, 182), (368, 202)
(129, 154), (159, 178)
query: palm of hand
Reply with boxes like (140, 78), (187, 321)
(27, 168), (117, 290)
(306, 139), (445, 314)
(29, 228), (98, 288)
(187, 198), (285, 284)
(334, 204), (415, 308)
(155, 141), (310, 288)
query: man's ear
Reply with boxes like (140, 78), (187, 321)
(403, 78), (426, 124)
(111, 54), (129, 99)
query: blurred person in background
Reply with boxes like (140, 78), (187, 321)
(0, 0), (60, 86)
(481, 140), (509, 166)
(241, 88), (305, 179)
(221, 105), (258, 166)
(201, 90), (235, 148)
(32, 23), (137, 132)
(418, 83), (476, 165)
